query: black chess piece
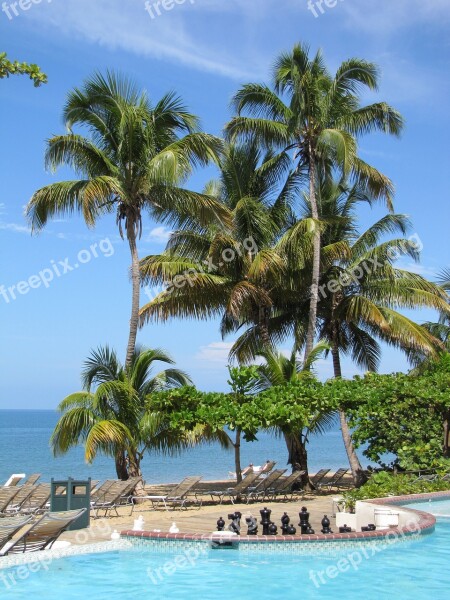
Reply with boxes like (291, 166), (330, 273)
(260, 507), (272, 536)
(321, 515), (332, 534)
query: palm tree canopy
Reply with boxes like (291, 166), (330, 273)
(226, 43), (403, 205)
(139, 140), (297, 338)
(26, 71), (229, 234)
(50, 345), (195, 464)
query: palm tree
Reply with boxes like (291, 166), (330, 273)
(228, 180), (449, 485)
(139, 140), (297, 346)
(255, 342), (333, 488)
(25, 72), (227, 367)
(316, 183), (448, 484)
(410, 270), (450, 370)
(51, 345), (198, 484)
(421, 270), (450, 351)
(225, 43), (404, 363)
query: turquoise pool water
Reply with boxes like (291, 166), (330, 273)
(1, 502), (449, 599)
(405, 498), (450, 517)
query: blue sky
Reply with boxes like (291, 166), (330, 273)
(0, 0), (449, 409)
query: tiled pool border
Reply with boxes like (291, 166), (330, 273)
(121, 491), (448, 552)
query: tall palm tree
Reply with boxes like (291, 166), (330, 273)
(225, 43), (404, 363)
(25, 72), (227, 367)
(232, 180), (449, 485)
(411, 270), (450, 370)
(51, 345), (217, 484)
(421, 270), (450, 351)
(315, 183), (448, 485)
(139, 140), (297, 346)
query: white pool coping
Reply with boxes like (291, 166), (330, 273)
(0, 540), (133, 570)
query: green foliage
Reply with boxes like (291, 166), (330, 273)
(343, 366), (450, 471)
(342, 472), (450, 511)
(227, 365), (261, 398)
(0, 53), (47, 86)
(152, 376), (339, 441)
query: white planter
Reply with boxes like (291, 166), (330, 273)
(335, 512), (357, 531)
(374, 509), (399, 530)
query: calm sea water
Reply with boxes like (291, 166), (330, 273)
(0, 410), (367, 484)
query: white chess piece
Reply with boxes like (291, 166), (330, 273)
(169, 522), (179, 533)
(133, 515), (145, 531)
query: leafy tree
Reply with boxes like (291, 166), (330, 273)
(152, 373), (339, 489)
(26, 72), (227, 367)
(225, 42), (403, 363)
(0, 52), (47, 86)
(226, 365), (262, 482)
(341, 362), (450, 471)
(255, 342), (334, 489)
(51, 345), (204, 487)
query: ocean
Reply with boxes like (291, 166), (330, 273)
(0, 410), (369, 484)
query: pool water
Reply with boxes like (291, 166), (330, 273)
(405, 499), (450, 517)
(1, 503), (449, 599)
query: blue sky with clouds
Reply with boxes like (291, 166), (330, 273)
(0, 0), (449, 408)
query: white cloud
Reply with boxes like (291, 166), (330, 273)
(0, 203), (6, 216)
(148, 226), (172, 244)
(0, 222), (31, 234)
(341, 0), (450, 35)
(195, 341), (233, 368)
(25, 0), (266, 80)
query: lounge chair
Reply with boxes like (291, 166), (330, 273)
(0, 515), (32, 554)
(245, 469), (287, 503)
(317, 468), (349, 492)
(228, 461), (276, 479)
(90, 480), (117, 502)
(90, 481), (129, 518)
(131, 476), (202, 512)
(0, 509), (86, 555)
(266, 470), (306, 501)
(90, 479), (141, 517)
(3, 474), (25, 487)
(18, 483), (51, 515)
(1, 484), (37, 515)
(0, 487), (20, 514)
(310, 469), (331, 488)
(210, 472), (262, 505)
(259, 460), (276, 475)
(412, 473), (438, 483)
(25, 474), (41, 485)
(117, 477), (143, 506)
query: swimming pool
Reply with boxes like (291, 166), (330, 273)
(1, 501), (449, 599)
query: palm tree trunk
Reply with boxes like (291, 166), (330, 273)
(444, 411), (450, 458)
(115, 450), (129, 481)
(125, 220), (140, 368)
(331, 336), (368, 488)
(234, 428), (243, 484)
(304, 145), (321, 362)
(127, 451), (146, 497)
(259, 306), (271, 349)
(283, 431), (313, 491)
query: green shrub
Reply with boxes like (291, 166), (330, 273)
(341, 472), (450, 512)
